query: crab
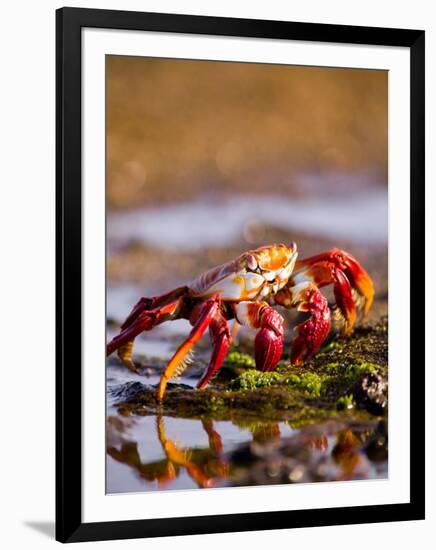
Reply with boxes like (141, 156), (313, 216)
(107, 244), (374, 401)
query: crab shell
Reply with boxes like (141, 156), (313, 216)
(189, 243), (298, 301)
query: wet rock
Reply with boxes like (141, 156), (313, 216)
(110, 381), (195, 404)
(165, 382), (194, 391)
(351, 373), (387, 415)
(109, 381), (151, 401)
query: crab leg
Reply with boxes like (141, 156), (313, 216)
(107, 293), (185, 372)
(121, 287), (188, 330)
(234, 301), (285, 372)
(275, 282), (331, 366)
(197, 310), (231, 389)
(157, 295), (222, 401)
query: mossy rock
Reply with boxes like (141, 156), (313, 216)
(115, 317), (388, 424)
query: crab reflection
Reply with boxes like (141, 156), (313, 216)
(107, 415), (229, 488)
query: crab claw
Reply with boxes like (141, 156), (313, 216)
(232, 301), (284, 372)
(290, 283), (331, 366)
(255, 306), (285, 372)
(295, 248), (374, 332)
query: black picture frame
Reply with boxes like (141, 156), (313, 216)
(56, 7), (425, 543)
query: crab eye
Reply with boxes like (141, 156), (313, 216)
(246, 254), (258, 272)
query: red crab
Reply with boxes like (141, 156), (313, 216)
(107, 244), (374, 401)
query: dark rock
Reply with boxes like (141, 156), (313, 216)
(111, 381), (195, 404)
(109, 381), (150, 401)
(352, 373), (388, 416)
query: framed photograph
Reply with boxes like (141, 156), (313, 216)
(56, 7), (425, 543)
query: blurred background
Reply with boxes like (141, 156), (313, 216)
(107, 55), (387, 319)
(106, 56), (388, 494)
(107, 57), (387, 207)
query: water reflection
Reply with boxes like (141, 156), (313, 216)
(106, 414), (387, 492)
(332, 430), (367, 481)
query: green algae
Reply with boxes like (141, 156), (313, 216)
(343, 361), (377, 381)
(230, 367), (328, 397)
(225, 351), (256, 369)
(284, 372), (324, 397)
(230, 370), (282, 390)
